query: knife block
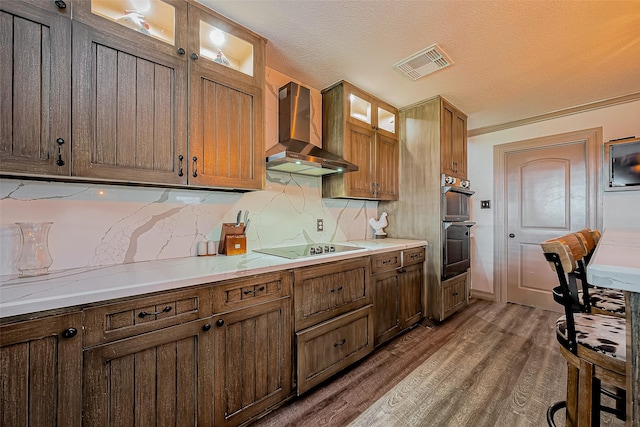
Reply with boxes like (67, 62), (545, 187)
(218, 223), (247, 255)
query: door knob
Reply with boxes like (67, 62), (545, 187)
(509, 233), (515, 238)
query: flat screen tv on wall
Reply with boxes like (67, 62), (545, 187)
(604, 137), (640, 191)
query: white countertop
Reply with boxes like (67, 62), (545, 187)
(587, 228), (640, 292)
(0, 239), (426, 319)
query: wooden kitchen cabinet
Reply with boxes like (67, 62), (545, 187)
(372, 247), (425, 346)
(440, 98), (468, 179)
(293, 256), (373, 395)
(83, 317), (214, 426)
(211, 271), (292, 426)
(0, 312), (82, 426)
(293, 257), (371, 331)
(83, 286), (212, 347)
(213, 297), (292, 426)
(0, 0), (71, 176)
(4, 0), (265, 191)
(381, 96), (470, 322)
(296, 305), (374, 395)
(322, 81), (399, 200)
(439, 271), (469, 320)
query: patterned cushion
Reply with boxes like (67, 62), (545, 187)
(589, 287), (626, 315)
(556, 313), (626, 360)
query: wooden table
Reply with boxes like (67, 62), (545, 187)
(587, 228), (640, 427)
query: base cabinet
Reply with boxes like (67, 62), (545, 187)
(296, 305), (374, 395)
(0, 313), (82, 426)
(438, 271), (469, 321)
(213, 297), (292, 427)
(372, 247), (425, 346)
(83, 318), (214, 426)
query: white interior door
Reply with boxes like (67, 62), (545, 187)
(494, 128), (601, 311)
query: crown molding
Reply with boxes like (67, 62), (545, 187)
(468, 92), (640, 137)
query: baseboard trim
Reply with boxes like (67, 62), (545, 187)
(470, 289), (495, 301)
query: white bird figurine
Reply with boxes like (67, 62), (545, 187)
(369, 212), (388, 238)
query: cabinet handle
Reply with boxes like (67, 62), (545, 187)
(256, 286), (265, 292)
(62, 327), (77, 338)
(192, 156), (198, 178)
(178, 155), (184, 177)
(399, 268), (406, 273)
(55, 138), (65, 166)
(453, 292), (458, 296)
(329, 286), (343, 293)
(216, 319), (225, 327)
(177, 47), (186, 55)
(191, 53), (199, 61)
(333, 338), (346, 347)
(202, 323), (212, 332)
(54, 0), (67, 9)
(138, 306), (172, 318)
(243, 289), (254, 295)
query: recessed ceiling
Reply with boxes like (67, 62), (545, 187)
(199, 0), (640, 131)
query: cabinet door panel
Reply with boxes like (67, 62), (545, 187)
(375, 133), (399, 200)
(72, 22), (188, 185)
(399, 262), (424, 328)
(189, 76), (263, 190)
(294, 258), (371, 331)
(373, 269), (400, 346)
(83, 319), (213, 427)
(213, 298), (292, 426)
(296, 305), (374, 395)
(0, 3), (70, 176)
(345, 123), (375, 198)
(1, 313), (82, 426)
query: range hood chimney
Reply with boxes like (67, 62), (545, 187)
(265, 82), (358, 176)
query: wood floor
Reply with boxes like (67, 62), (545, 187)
(252, 299), (625, 427)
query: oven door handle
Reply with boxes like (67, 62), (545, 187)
(444, 221), (476, 229)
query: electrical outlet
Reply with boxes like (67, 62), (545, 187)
(481, 200), (491, 209)
(317, 218), (324, 232)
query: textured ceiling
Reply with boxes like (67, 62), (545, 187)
(198, 0), (640, 130)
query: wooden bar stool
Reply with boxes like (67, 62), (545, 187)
(541, 236), (626, 427)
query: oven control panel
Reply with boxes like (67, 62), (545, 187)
(442, 174), (470, 189)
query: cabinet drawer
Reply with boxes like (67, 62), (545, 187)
(403, 247), (426, 266)
(84, 287), (212, 347)
(371, 251), (401, 274)
(294, 258), (370, 331)
(213, 271), (292, 313)
(296, 305), (374, 395)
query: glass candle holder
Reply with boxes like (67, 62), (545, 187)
(16, 222), (53, 277)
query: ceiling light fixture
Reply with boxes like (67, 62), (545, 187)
(394, 44), (453, 81)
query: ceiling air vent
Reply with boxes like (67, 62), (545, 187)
(394, 44), (453, 80)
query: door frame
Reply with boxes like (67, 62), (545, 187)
(493, 127), (603, 303)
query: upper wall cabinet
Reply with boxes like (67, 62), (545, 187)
(187, 4), (265, 190)
(2, 0), (265, 191)
(322, 81), (399, 201)
(440, 99), (467, 179)
(0, 0), (71, 176)
(72, 0), (189, 185)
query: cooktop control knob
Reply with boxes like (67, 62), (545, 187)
(328, 245), (335, 252)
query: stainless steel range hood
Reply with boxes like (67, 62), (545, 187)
(266, 82), (358, 176)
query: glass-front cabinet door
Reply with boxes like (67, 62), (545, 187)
(74, 0), (187, 57)
(90, 0), (177, 45)
(345, 84), (397, 139)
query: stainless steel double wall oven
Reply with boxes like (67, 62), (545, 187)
(441, 175), (475, 280)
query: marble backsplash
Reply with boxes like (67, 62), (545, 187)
(0, 173), (378, 276)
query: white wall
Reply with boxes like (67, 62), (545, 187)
(468, 100), (640, 296)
